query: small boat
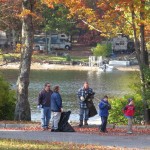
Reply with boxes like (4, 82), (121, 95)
(99, 64), (114, 72)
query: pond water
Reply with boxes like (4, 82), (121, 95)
(0, 69), (139, 124)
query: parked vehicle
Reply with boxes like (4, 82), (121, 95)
(111, 34), (134, 53)
(33, 33), (71, 51)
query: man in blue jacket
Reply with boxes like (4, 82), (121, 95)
(51, 85), (63, 132)
(99, 95), (111, 132)
(37, 82), (53, 131)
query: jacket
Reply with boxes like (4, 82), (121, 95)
(51, 91), (62, 112)
(77, 87), (94, 108)
(99, 99), (111, 117)
(38, 89), (53, 107)
(123, 104), (135, 117)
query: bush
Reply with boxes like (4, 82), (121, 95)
(0, 75), (16, 120)
(66, 55), (71, 61)
(108, 94), (144, 125)
(91, 43), (112, 57)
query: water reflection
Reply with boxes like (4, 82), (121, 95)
(0, 69), (139, 123)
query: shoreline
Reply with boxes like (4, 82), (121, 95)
(0, 62), (140, 71)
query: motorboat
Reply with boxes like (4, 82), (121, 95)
(99, 64), (114, 72)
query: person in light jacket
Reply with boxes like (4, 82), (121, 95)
(99, 95), (111, 133)
(51, 85), (63, 132)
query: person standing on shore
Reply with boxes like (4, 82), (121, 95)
(123, 98), (135, 134)
(37, 82), (53, 131)
(98, 95), (111, 133)
(51, 85), (63, 132)
(77, 81), (95, 127)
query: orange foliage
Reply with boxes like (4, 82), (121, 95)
(0, 0), (7, 2)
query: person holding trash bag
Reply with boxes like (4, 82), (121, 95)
(99, 95), (111, 133)
(51, 85), (63, 132)
(77, 81), (95, 127)
(37, 82), (53, 131)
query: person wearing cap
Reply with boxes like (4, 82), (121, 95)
(98, 95), (111, 133)
(123, 98), (135, 134)
(77, 81), (95, 127)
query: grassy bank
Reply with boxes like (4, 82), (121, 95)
(0, 53), (88, 64)
(0, 139), (123, 150)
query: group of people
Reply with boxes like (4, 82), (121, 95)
(37, 82), (62, 132)
(37, 81), (135, 134)
(77, 81), (135, 134)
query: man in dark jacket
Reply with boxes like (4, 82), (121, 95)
(37, 82), (53, 131)
(77, 81), (95, 127)
(51, 85), (63, 132)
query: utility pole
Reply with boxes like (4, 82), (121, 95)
(48, 31), (51, 53)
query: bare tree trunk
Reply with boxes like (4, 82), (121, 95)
(14, 0), (34, 121)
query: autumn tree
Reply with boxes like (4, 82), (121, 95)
(43, 0), (150, 123)
(14, 0), (35, 121)
(0, 0), (22, 50)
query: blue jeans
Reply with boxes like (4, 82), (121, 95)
(79, 108), (89, 120)
(41, 107), (51, 129)
(101, 116), (108, 132)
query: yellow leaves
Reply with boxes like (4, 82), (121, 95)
(16, 44), (22, 53)
(41, 0), (54, 8)
(18, 9), (39, 20)
(16, 44), (27, 53)
(18, 9), (31, 18)
(97, 2), (109, 11)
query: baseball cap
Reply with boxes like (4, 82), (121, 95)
(128, 98), (133, 103)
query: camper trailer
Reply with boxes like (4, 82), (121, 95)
(111, 35), (134, 53)
(33, 33), (71, 51)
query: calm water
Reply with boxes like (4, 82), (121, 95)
(0, 69), (139, 124)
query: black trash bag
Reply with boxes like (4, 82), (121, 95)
(86, 100), (97, 118)
(58, 111), (75, 132)
(84, 93), (97, 118)
(84, 92), (95, 101)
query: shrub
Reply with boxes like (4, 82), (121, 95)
(0, 75), (16, 120)
(108, 94), (144, 125)
(91, 43), (112, 57)
(66, 55), (71, 61)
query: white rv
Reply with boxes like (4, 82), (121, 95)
(111, 35), (134, 53)
(33, 33), (71, 51)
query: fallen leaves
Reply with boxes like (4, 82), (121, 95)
(1, 125), (150, 136)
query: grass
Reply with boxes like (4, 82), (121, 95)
(0, 139), (121, 150)
(0, 53), (88, 63)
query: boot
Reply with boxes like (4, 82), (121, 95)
(79, 120), (83, 127)
(84, 120), (88, 126)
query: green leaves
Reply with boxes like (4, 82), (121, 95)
(91, 43), (112, 57)
(0, 75), (16, 120)
(108, 94), (144, 125)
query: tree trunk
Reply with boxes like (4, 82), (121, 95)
(131, 1), (150, 124)
(14, 0), (34, 121)
(140, 0), (150, 124)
